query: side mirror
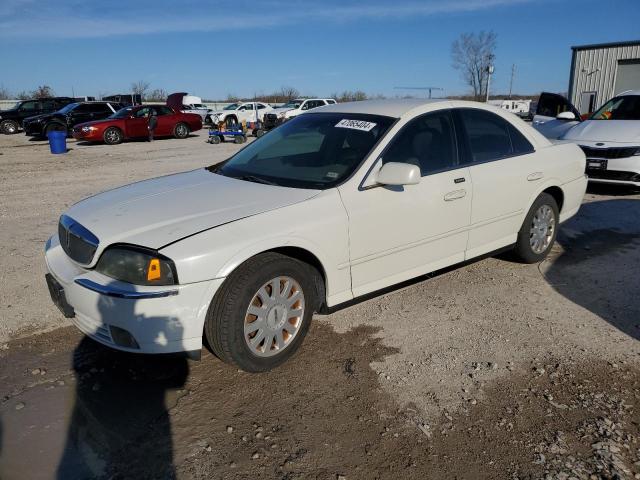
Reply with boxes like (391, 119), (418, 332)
(556, 111), (576, 121)
(377, 162), (420, 186)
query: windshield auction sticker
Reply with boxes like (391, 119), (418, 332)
(335, 119), (377, 132)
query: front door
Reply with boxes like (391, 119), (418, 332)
(339, 110), (472, 297)
(125, 107), (152, 138)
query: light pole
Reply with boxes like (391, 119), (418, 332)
(485, 64), (495, 102)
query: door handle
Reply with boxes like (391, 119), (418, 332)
(527, 172), (544, 181)
(444, 189), (466, 201)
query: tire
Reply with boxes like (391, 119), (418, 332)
(234, 135), (245, 144)
(174, 122), (189, 139)
(1, 120), (19, 135)
(204, 252), (320, 372)
(256, 129), (265, 138)
(210, 135), (221, 144)
(513, 193), (559, 263)
(103, 127), (123, 145)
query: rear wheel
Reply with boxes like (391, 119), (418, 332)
(1, 120), (19, 135)
(234, 135), (245, 144)
(256, 129), (265, 138)
(513, 193), (559, 263)
(174, 122), (189, 139)
(205, 252), (319, 372)
(103, 127), (123, 145)
(209, 135), (221, 144)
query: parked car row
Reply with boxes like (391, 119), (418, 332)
(0, 97), (77, 134)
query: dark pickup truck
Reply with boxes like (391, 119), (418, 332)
(23, 101), (122, 137)
(0, 97), (76, 134)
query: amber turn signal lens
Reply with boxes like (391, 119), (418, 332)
(147, 258), (161, 281)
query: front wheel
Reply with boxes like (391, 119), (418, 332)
(1, 120), (19, 135)
(205, 253), (319, 372)
(174, 122), (189, 139)
(103, 127), (123, 145)
(513, 193), (559, 263)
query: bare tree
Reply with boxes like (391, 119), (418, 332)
(0, 86), (10, 100)
(147, 88), (167, 102)
(334, 90), (369, 102)
(279, 86), (299, 102)
(225, 93), (240, 102)
(451, 31), (497, 101)
(31, 85), (54, 98)
(131, 80), (151, 99)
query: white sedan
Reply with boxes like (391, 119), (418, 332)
(45, 99), (587, 372)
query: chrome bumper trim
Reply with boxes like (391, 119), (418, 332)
(74, 278), (179, 299)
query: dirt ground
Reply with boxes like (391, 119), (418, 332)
(1, 131), (640, 479)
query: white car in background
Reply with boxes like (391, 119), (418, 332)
(44, 99), (586, 372)
(208, 101), (274, 125)
(273, 98), (337, 121)
(533, 90), (640, 187)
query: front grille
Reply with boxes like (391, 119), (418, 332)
(58, 215), (99, 264)
(579, 145), (638, 159)
(587, 169), (640, 182)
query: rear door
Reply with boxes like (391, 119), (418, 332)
(455, 108), (540, 258)
(154, 106), (175, 136)
(68, 104), (95, 126)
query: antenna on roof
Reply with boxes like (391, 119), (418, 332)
(394, 86), (444, 99)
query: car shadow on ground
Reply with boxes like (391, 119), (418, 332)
(543, 197), (640, 341)
(56, 282), (189, 480)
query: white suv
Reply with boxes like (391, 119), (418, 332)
(208, 102), (274, 125)
(274, 98), (337, 121)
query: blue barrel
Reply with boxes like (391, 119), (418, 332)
(47, 130), (67, 154)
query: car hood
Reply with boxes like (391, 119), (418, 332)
(74, 118), (116, 129)
(561, 120), (640, 143)
(24, 113), (52, 123)
(63, 168), (319, 255)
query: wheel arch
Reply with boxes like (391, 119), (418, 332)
(542, 185), (564, 213)
(216, 245), (329, 311)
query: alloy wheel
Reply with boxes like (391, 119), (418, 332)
(529, 204), (556, 254)
(244, 276), (305, 357)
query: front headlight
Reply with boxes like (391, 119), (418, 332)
(95, 247), (178, 286)
(81, 126), (96, 132)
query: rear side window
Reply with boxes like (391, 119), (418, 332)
(458, 109), (533, 163)
(156, 106), (173, 115)
(383, 110), (458, 176)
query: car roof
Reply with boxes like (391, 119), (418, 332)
(317, 99), (450, 118)
(618, 90), (640, 97)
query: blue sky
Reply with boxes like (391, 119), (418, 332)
(0, 0), (638, 100)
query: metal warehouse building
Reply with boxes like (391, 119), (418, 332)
(568, 39), (640, 115)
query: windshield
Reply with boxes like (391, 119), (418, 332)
(591, 95), (640, 120)
(281, 101), (302, 109)
(223, 103), (239, 110)
(57, 103), (79, 114)
(211, 112), (394, 189)
(110, 107), (134, 119)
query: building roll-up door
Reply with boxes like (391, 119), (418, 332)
(614, 60), (640, 95)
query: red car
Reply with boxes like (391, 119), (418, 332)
(72, 105), (202, 144)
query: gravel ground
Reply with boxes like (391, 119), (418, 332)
(1, 131), (640, 479)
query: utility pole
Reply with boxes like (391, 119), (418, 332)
(485, 64), (494, 102)
(508, 64), (516, 99)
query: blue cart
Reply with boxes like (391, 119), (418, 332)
(208, 127), (246, 144)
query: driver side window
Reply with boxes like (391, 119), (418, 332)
(134, 107), (151, 118)
(383, 111), (458, 176)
